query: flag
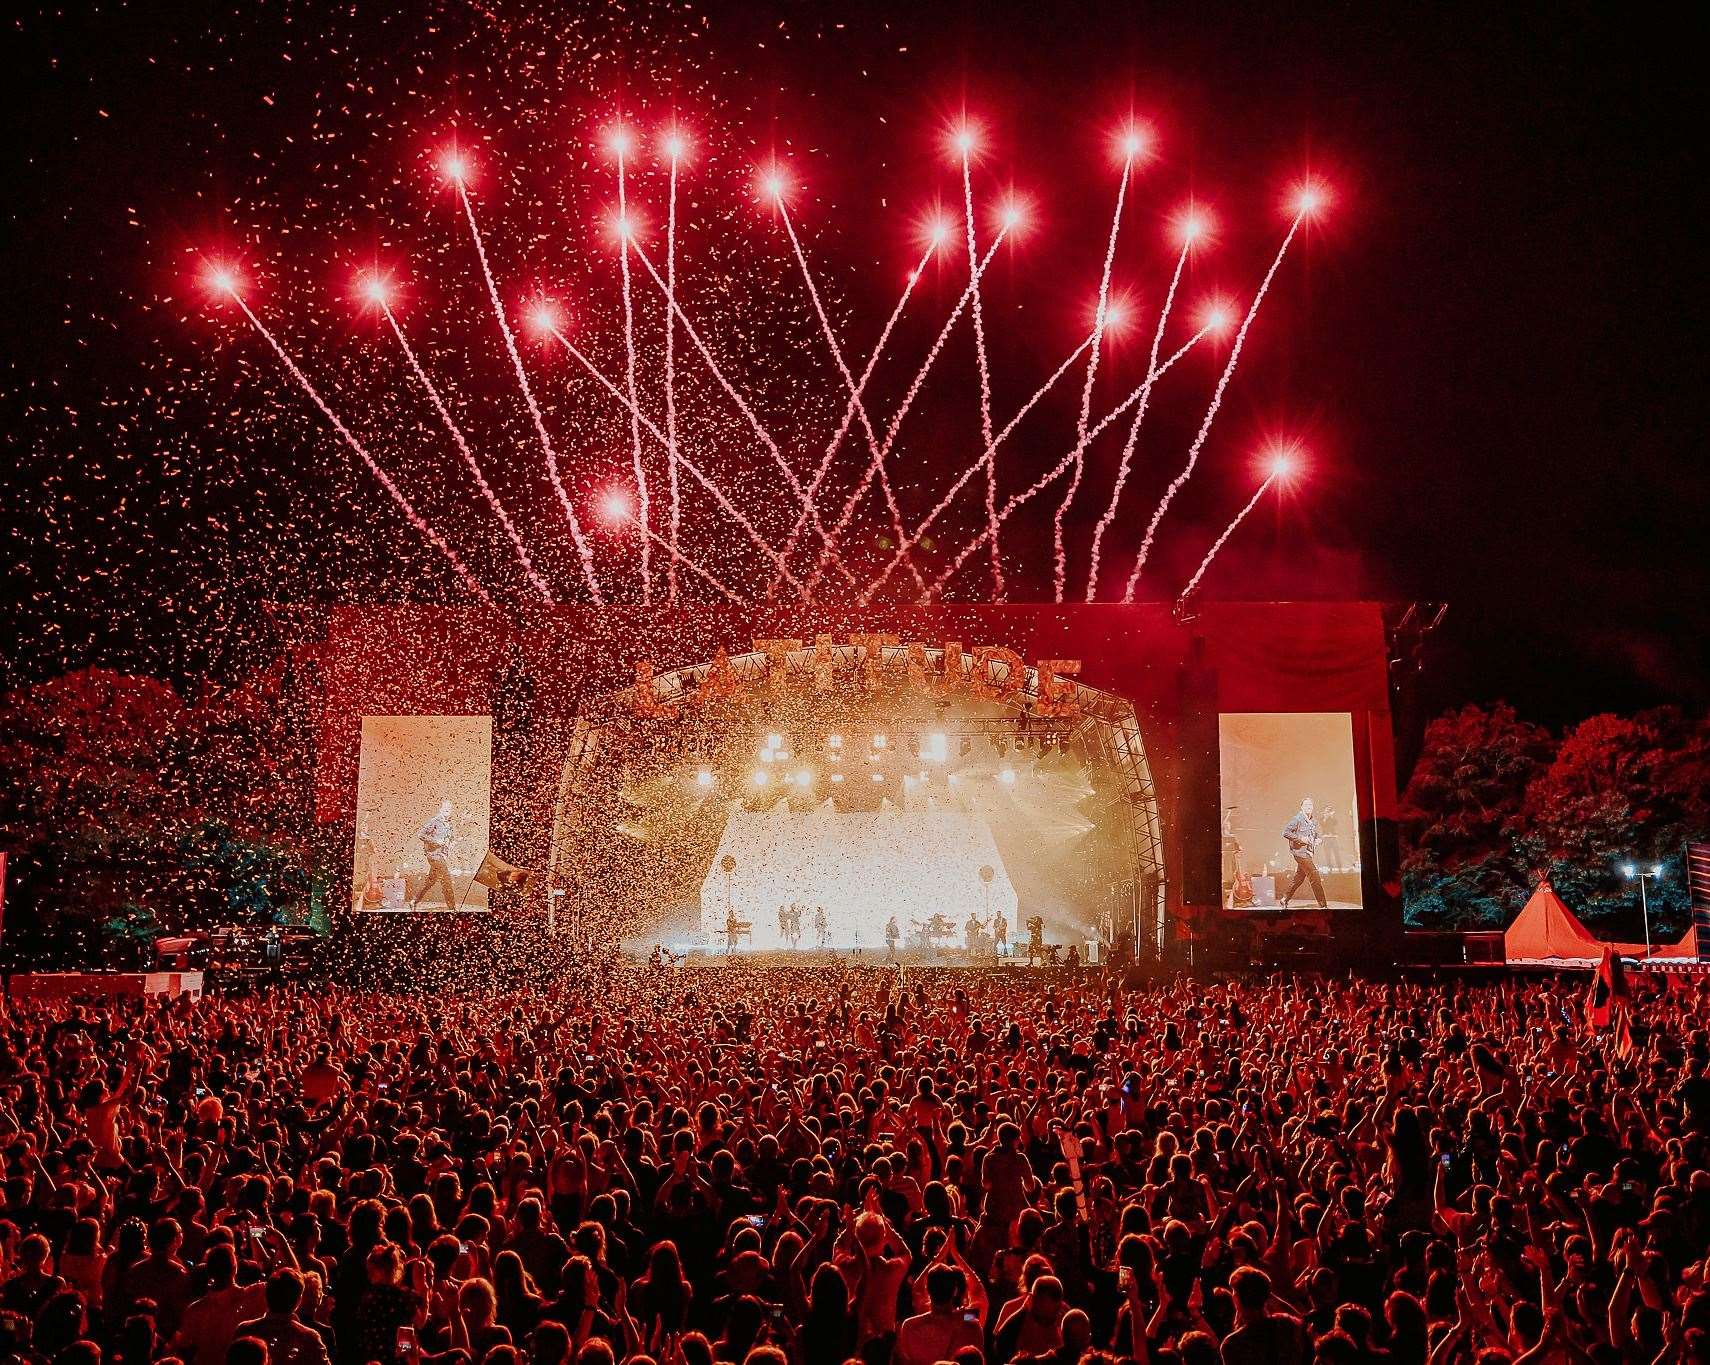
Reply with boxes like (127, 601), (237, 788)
(1585, 942), (1628, 1031)
(1615, 1009), (1638, 1062)
(473, 850), (535, 892)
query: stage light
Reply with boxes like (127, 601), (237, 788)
(872, 734), (888, 750)
(829, 772), (845, 784)
(827, 733), (843, 750)
(928, 732), (947, 761)
(752, 769), (770, 785)
(696, 768), (713, 787)
(871, 771), (885, 783)
(1000, 767), (1017, 784)
(767, 733), (782, 750)
(1621, 863), (1636, 877)
(794, 769), (812, 788)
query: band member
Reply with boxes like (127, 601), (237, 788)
(993, 911), (1008, 957)
(1026, 914), (1046, 966)
(814, 904), (829, 949)
(778, 904), (790, 945)
(965, 912), (984, 954)
(885, 915), (900, 959)
(1281, 796), (1328, 910)
(1221, 805), (1244, 885)
(726, 906), (742, 952)
(410, 799), (458, 911)
(1317, 805), (1345, 871)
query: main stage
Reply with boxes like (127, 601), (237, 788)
(285, 601), (1404, 970)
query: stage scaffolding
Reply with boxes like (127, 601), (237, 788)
(549, 643), (1167, 958)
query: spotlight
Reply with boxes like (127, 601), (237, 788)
(767, 733), (782, 751)
(870, 771), (885, 783)
(999, 767), (1017, 784)
(872, 734), (888, 750)
(696, 768), (713, 787)
(752, 769), (769, 785)
(794, 769), (812, 788)
(827, 733), (843, 750)
(829, 772), (845, 784)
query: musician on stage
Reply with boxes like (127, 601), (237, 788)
(965, 912), (984, 955)
(814, 904), (829, 948)
(885, 915), (900, 959)
(1280, 796), (1329, 910)
(409, 799), (458, 911)
(993, 911), (1008, 958)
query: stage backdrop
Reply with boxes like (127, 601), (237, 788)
(289, 602), (1399, 954)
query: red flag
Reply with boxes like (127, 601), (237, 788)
(1585, 943), (1628, 1031)
(1615, 1009), (1638, 1062)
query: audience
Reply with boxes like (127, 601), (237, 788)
(2, 961), (1706, 1365)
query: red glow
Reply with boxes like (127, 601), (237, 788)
(1098, 289), (1138, 336)
(1289, 179), (1330, 218)
(439, 149), (472, 185)
(660, 128), (690, 162)
(202, 263), (242, 300)
(943, 115), (987, 163)
(1171, 203), (1216, 248)
(603, 124), (635, 159)
(356, 272), (394, 309)
(524, 298), (563, 338)
(756, 165), (790, 204)
(1197, 296), (1236, 336)
(994, 193), (1032, 237)
(1111, 121), (1156, 164)
(597, 487), (634, 525)
(1264, 444), (1304, 481)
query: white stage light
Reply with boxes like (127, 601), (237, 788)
(794, 769), (812, 788)
(999, 767), (1017, 784)
(828, 734), (843, 749)
(767, 733), (782, 750)
(870, 771), (884, 782)
(696, 768), (713, 787)
(829, 772), (845, 784)
(872, 734), (888, 749)
(752, 769), (769, 785)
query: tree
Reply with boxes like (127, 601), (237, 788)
(1399, 702), (1555, 929)
(1523, 707), (1710, 941)
(0, 665), (312, 964)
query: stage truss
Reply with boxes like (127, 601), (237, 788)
(548, 642), (1167, 955)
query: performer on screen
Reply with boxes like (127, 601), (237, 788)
(410, 799), (458, 911)
(1280, 796), (1329, 911)
(993, 910), (1008, 958)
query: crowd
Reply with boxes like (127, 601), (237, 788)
(2, 960), (1707, 1365)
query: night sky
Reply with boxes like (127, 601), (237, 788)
(4, 0), (1705, 737)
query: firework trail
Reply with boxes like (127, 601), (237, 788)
(619, 511), (749, 605)
(615, 144), (651, 602)
(776, 200), (923, 594)
(1084, 238), (1190, 600)
(1052, 152), (1137, 602)
(628, 240), (846, 583)
(380, 303), (553, 603)
(912, 327), (1208, 600)
(961, 150), (1002, 599)
(1121, 210), (1306, 601)
(856, 331), (1096, 605)
(233, 296), (494, 608)
(1177, 472), (1277, 602)
(664, 148), (681, 604)
(456, 184), (604, 604)
(805, 223), (1012, 596)
(545, 326), (809, 599)
(770, 237), (937, 595)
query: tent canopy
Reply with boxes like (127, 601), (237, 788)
(1504, 880), (1696, 962)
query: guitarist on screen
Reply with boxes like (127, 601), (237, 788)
(1280, 796), (1329, 911)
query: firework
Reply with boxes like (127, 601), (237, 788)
(1176, 448), (1299, 602)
